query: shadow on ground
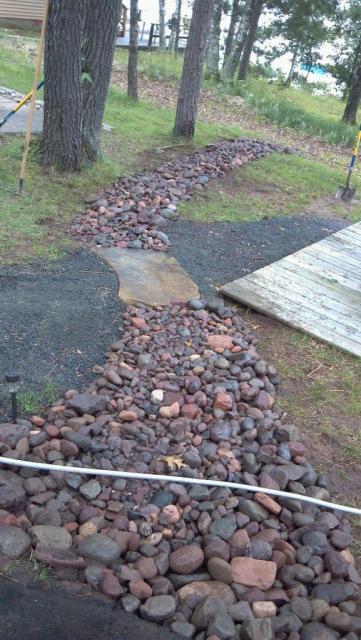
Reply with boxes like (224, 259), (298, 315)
(0, 577), (175, 640)
(0, 249), (123, 418)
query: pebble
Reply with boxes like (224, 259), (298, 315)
(169, 544), (204, 574)
(140, 595), (176, 622)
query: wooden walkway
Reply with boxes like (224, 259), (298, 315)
(221, 222), (361, 357)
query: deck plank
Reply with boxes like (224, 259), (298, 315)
(221, 221), (361, 357)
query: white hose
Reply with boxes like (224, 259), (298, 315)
(1, 456), (361, 516)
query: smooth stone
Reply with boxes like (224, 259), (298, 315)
(0, 525), (31, 558)
(30, 525), (72, 550)
(77, 534), (120, 565)
(140, 595), (176, 622)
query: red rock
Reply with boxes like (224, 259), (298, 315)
(207, 334), (233, 351)
(119, 410), (138, 421)
(253, 391), (274, 411)
(64, 522), (78, 534)
(169, 543), (204, 574)
(231, 557), (277, 590)
(33, 547), (85, 568)
(181, 404), (199, 419)
(229, 529), (250, 553)
(136, 557), (158, 580)
(100, 571), (123, 599)
(255, 493), (282, 515)
(131, 317), (147, 329)
(214, 392), (233, 411)
(288, 442), (306, 457)
(129, 579), (152, 599)
(60, 440), (79, 458)
(159, 402), (180, 419)
(0, 514), (18, 527)
(45, 425), (59, 438)
(31, 416), (45, 427)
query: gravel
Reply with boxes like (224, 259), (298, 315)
(0, 250), (123, 419)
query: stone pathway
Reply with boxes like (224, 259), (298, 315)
(96, 247), (199, 306)
(0, 136), (359, 640)
(0, 88), (43, 134)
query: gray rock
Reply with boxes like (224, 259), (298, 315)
(140, 595), (176, 622)
(0, 470), (25, 509)
(208, 612), (236, 639)
(209, 518), (237, 541)
(78, 534), (120, 565)
(0, 423), (30, 448)
(170, 621), (196, 639)
(30, 525), (72, 550)
(302, 531), (329, 555)
(68, 393), (107, 415)
(290, 597), (313, 622)
(121, 594), (141, 613)
(84, 564), (103, 587)
(312, 583), (357, 605)
(272, 612), (302, 633)
(228, 601), (253, 623)
(241, 618), (273, 640)
(65, 473), (83, 490)
(192, 596), (227, 629)
(0, 525), (31, 558)
(210, 422), (232, 442)
(63, 431), (92, 450)
(79, 480), (101, 501)
(238, 499), (268, 522)
(300, 622), (340, 640)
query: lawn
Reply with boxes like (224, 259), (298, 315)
(178, 153), (361, 222)
(0, 44), (243, 263)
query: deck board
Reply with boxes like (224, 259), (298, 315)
(221, 221), (361, 357)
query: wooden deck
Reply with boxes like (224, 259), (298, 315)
(221, 222), (361, 357)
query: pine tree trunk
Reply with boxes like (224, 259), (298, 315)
(42, 0), (84, 170)
(128, 0), (139, 100)
(81, 0), (120, 164)
(237, 0), (263, 81)
(223, 0), (240, 64)
(222, 0), (252, 81)
(174, 0), (214, 138)
(168, 13), (177, 51)
(342, 62), (361, 125)
(173, 0), (182, 56)
(285, 45), (299, 87)
(205, 0), (223, 79)
(159, 0), (166, 49)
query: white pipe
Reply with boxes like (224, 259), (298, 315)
(1, 456), (361, 516)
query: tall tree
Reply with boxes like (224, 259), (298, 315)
(174, 0), (215, 137)
(173, 0), (182, 56)
(237, 0), (264, 80)
(42, 0), (119, 169)
(128, 0), (139, 100)
(159, 0), (167, 49)
(222, 0), (252, 81)
(224, 0), (241, 63)
(42, 0), (84, 170)
(81, 0), (120, 163)
(206, 0), (224, 79)
(342, 61), (361, 124)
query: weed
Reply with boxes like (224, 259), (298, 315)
(18, 381), (58, 414)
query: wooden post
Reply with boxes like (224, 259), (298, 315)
(19, 0), (49, 193)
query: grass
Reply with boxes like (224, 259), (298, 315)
(233, 77), (360, 148)
(257, 326), (361, 464)
(18, 381), (58, 414)
(0, 45), (243, 262)
(178, 153), (361, 222)
(114, 49), (184, 83)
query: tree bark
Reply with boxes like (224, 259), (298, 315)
(205, 0), (223, 79)
(42, 0), (85, 170)
(173, 0), (182, 56)
(342, 62), (361, 125)
(237, 0), (263, 81)
(81, 0), (120, 164)
(223, 0), (240, 64)
(128, 0), (139, 100)
(174, 0), (214, 137)
(159, 0), (166, 49)
(285, 45), (299, 87)
(222, 0), (252, 81)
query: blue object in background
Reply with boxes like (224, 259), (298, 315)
(300, 64), (326, 76)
